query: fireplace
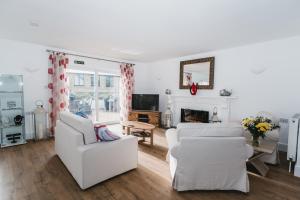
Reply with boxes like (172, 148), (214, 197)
(181, 109), (209, 123)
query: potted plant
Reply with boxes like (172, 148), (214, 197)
(241, 116), (278, 147)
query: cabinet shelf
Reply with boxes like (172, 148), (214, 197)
(0, 139), (26, 148)
(0, 91), (23, 93)
(0, 124), (24, 129)
(2, 107), (23, 111)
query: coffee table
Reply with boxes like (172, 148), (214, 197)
(121, 121), (156, 146)
(247, 139), (277, 176)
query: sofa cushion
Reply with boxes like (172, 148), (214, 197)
(177, 122), (243, 140)
(59, 111), (97, 144)
(94, 125), (120, 142)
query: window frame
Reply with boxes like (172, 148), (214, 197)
(74, 73), (85, 86)
(67, 69), (121, 124)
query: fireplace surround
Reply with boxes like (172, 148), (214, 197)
(170, 95), (237, 125)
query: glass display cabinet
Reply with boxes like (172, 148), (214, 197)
(0, 74), (26, 147)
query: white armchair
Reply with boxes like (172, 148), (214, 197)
(166, 123), (253, 193)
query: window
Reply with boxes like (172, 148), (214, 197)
(98, 75), (101, 87)
(105, 76), (114, 87)
(67, 69), (120, 124)
(74, 73), (84, 86)
(90, 74), (94, 86)
(98, 74), (120, 122)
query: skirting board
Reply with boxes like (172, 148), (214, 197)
(294, 165), (300, 177)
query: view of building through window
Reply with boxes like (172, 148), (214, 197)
(67, 69), (120, 123)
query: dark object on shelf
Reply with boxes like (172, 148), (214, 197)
(7, 101), (17, 109)
(131, 131), (150, 138)
(189, 82), (198, 95)
(14, 115), (24, 125)
(219, 89), (232, 96)
(6, 133), (21, 143)
(138, 114), (149, 123)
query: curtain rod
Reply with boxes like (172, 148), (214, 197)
(46, 49), (135, 66)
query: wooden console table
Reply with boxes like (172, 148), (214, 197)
(128, 111), (161, 127)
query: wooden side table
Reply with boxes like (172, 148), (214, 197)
(247, 139), (277, 176)
(121, 121), (155, 146)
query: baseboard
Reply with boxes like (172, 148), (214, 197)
(278, 142), (288, 152)
(25, 132), (34, 140)
(294, 164), (300, 177)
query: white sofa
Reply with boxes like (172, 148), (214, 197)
(166, 123), (253, 193)
(55, 111), (138, 189)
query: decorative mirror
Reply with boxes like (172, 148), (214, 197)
(179, 57), (215, 89)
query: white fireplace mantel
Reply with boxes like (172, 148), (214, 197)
(169, 95), (238, 125)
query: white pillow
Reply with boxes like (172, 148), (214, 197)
(59, 111), (97, 144)
(177, 122), (244, 140)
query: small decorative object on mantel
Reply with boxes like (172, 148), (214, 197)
(219, 89), (232, 96)
(210, 107), (221, 123)
(189, 82), (198, 95)
(242, 116), (279, 147)
(165, 89), (171, 95)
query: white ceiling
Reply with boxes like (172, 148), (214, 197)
(1, 0), (300, 62)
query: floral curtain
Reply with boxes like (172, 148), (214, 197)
(120, 63), (134, 121)
(48, 52), (69, 136)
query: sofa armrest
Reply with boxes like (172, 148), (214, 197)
(166, 129), (178, 149)
(246, 144), (254, 159)
(170, 143), (180, 159)
(76, 135), (138, 189)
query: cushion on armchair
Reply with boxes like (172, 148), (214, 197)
(94, 125), (120, 142)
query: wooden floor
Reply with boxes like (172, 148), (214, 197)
(1, 128), (300, 200)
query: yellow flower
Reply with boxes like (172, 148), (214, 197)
(260, 127), (267, 132)
(256, 122), (271, 131)
(242, 118), (253, 127)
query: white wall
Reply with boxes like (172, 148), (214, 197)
(0, 38), (146, 138)
(144, 36), (300, 150)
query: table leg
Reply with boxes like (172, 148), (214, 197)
(248, 152), (270, 176)
(122, 125), (125, 135)
(249, 159), (269, 176)
(150, 129), (154, 146)
(127, 127), (131, 135)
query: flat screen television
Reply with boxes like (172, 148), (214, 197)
(132, 94), (159, 111)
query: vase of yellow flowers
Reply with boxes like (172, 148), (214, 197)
(242, 116), (278, 147)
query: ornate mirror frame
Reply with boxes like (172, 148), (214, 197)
(179, 57), (215, 89)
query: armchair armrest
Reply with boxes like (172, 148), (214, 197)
(166, 128), (178, 149)
(76, 135), (138, 189)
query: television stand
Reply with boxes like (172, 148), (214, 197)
(128, 111), (161, 127)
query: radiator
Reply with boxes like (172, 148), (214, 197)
(287, 115), (300, 177)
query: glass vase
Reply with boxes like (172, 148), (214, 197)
(252, 135), (260, 147)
